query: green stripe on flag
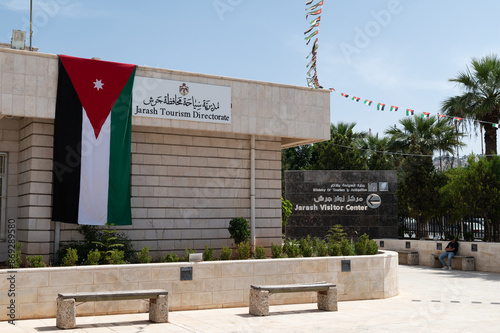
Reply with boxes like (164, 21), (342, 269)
(107, 67), (136, 225)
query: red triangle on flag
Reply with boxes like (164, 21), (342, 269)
(59, 55), (136, 138)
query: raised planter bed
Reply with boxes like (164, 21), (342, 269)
(0, 251), (398, 321)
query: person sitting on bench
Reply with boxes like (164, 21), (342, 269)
(439, 236), (459, 270)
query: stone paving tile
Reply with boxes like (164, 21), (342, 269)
(2, 265), (500, 332)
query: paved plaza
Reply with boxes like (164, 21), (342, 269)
(2, 265), (500, 332)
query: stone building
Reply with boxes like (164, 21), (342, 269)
(0, 46), (330, 262)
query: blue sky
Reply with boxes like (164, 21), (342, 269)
(1, 0), (500, 156)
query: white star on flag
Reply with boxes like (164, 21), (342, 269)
(93, 79), (104, 91)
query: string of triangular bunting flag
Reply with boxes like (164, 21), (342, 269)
(304, 0), (500, 129)
(332, 87), (500, 127)
(304, 0), (323, 89)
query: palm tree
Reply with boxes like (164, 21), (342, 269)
(330, 122), (367, 142)
(357, 134), (395, 170)
(387, 116), (464, 238)
(311, 122), (367, 170)
(442, 54), (500, 159)
(385, 116), (462, 155)
(385, 115), (464, 169)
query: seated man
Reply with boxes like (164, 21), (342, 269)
(439, 237), (459, 270)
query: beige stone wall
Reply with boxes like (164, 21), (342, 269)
(0, 117), (20, 259)
(4, 117), (282, 260)
(0, 251), (398, 320)
(16, 118), (54, 259)
(59, 127), (283, 256)
(0, 49), (57, 119)
(377, 239), (500, 273)
(0, 48), (331, 145)
(0, 47), (330, 261)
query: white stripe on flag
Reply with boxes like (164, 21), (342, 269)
(78, 109), (111, 225)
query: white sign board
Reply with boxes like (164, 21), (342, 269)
(132, 77), (231, 124)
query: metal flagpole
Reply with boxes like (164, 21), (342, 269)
(29, 0), (33, 51)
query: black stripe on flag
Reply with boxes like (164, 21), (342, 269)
(52, 58), (83, 224)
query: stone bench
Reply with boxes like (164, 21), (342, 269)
(56, 289), (168, 329)
(391, 250), (419, 265)
(430, 254), (475, 271)
(249, 282), (337, 316)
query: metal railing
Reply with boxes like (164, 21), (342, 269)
(398, 216), (489, 241)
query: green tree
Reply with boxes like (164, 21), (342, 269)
(385, 115), (463, 158)
(281, 145), (314, 195)
(281, 144), (314, 171)
(440, 156), (500, 241)
(442, 54), (500, 159)
(396, 153), (440, 238)
(358, 133), (395, 170)
(311, 122), (367, 170)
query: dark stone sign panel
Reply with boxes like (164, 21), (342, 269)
(285, 170), (398, 239)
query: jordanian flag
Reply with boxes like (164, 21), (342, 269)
(421, 112), (430, 118)
(306, 0), (323, 12)
(341, 93), (349, 98)
(306, 9), (322, 20)
(52, 55), (137, 225)
(377, 103), (385, 111)
(493, 123), (499, 128)
(352, 96), (360, 102)
(406, 109), (414, 116)
(390, 106), (398, 111)
(364, 100), (372, 106)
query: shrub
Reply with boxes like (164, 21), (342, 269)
(203, 245), (214, 261)
(283, 239), (301, 258)
(366, 239), (379, 255)
(181, 249), (195, 262)
(27, 255), (46, 268)
(271, 243), (283, 258)
(354, 233), (379, 255)
(327, 224), (347, 243)
(92, 224), (125, 263)
(161, 253), (179, 262)
(299, 236), (314, 257)
(61, 248), (78, 266)
(56, 224), (135, 266)
(254, 246), (266, 259)
(106, 250), (125, 265)
(282, 198), (293, 236)
(137, 245), (152, 263)
(339, 239), (355, 256)
(9, 241), (22, 269)
(339, 239), (351, 256)
(313, 238), (328, 257)
(236, 242), (251, 260)
(219, 246), (232, 260)
(85, 249), (101, 265)
(328, 242), (342, 256)
(228, 217), (250, 245)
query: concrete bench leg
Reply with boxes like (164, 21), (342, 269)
(56, 296), (76, 329)
(249, 289), (269, 316)
(430, 255), (441, 268)
(461, 258), (475, 271)
(317, 287), (338, 311)
(149, 295), (169, 323)
(407, 253), (419, 265)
